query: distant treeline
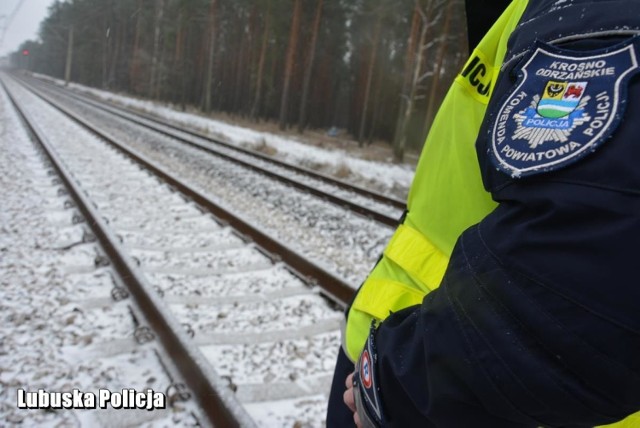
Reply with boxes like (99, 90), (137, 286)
(13, 0), (467, 161)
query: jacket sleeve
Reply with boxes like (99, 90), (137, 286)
(368, 224), (640, 428)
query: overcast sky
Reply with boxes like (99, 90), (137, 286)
(1, 0), (55, 57)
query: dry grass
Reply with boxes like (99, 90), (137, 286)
(122, 95), (419, 168)
(201, 112), (420, 166)
(299, 158), (329, 171)
(334, 162), (352, 179)
(254, 138), (278, 156)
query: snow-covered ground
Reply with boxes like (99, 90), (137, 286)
(0, 80), (202, 427)
(35, 73), (416, 200)
(1, 74), (418, 426)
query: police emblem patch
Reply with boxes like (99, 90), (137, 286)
(490, 37), (640, 177)
(361, 350), (373, 389)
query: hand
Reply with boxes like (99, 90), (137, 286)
(344, 373), (361, 427)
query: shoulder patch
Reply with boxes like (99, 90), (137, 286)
(489, 37), (640, 178)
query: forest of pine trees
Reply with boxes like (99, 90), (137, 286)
(12, 0), (468, 161)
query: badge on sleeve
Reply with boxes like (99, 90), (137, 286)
(490, 37), (640, 177)
(353, 322), (386, 427)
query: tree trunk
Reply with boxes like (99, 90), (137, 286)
(174, 7), (186, 109)
(64, 25), (74, 86)
(149, 0), (164, 99)
(108, 21), (122, 90)
(154, 28), (167, 100)
(102, 20), (109, 89)
(233, 25), (247, 113)
(129, 1), (143, 93)
(251, 0), (271, 120)
(203, 0), (218, 112)
(392, 0), (435, 162)
(367, 67), (383, 145)
(423, 0), (455, 138)
(297, 0), (323, 133)
(357, 13), (382, 146)
(279, 0), (302, 131)
(392, 4), (421, 161)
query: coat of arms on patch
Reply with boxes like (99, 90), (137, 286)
(490, 38), (640, 178)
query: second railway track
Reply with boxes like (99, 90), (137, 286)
(25, 74), (405, 227)
(3, 74), (359, 426)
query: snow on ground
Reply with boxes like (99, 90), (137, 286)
(0, 78), (200, 427)
(1, 73), (418, 426)
(34, 73), (416, 199)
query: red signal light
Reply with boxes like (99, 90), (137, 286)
(22, 49), (29, 56)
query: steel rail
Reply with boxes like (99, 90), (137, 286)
(1, 78), (256, 428)
(16, 75), (357, 307)
(29, 76), (406, 222)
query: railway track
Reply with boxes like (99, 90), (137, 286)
(15, 74), (397, 287)
(1, 79), (207, 426)
(24, 74), (405, 228)
(3, 73), (356, 426)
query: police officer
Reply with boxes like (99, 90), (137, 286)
(328, 0), (640, 426)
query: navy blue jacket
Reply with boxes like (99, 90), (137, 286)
(330, 1), (640, 427)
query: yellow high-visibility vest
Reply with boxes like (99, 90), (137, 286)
(344, 0), (528, 362)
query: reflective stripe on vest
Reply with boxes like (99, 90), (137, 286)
(343, 225), (450, 360)
(384, 224), (449, 291)
(351, 224), (449, 320)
